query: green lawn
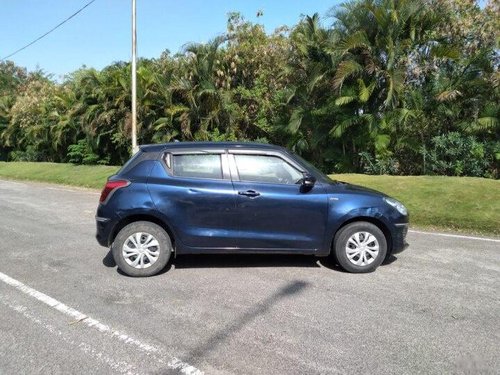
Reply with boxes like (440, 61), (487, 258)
(0, 162), (498, 235)
(330, 174), (500, 236)
(0, 162), (119, 189)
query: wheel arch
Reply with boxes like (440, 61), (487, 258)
(109, 214), (176, 250)
(331, 216), (393, 257)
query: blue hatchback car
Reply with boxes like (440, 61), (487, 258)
(96, 142), (409, 276)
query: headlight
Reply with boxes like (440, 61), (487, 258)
(383, 197), (408, 216)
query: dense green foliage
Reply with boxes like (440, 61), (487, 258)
(1, 0), (498, 176)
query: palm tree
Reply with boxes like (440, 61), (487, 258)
(327, 0), (441, 171)
(332, 0), (430, 109)
(284, 14), (340, 165)
(170, 37), (235, 140)
(70, 65), (131, 164)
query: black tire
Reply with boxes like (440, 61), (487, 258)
(112, 221), (172, 277)
(333, 221), (387, 273)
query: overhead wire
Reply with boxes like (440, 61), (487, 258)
(1, 0), (97, 61)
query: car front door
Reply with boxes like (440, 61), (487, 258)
(229, 150), (328, 252)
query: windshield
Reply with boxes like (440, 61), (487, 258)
(289, 152), (336, 183)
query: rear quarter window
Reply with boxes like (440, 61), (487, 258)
(117, 149), (163, 176)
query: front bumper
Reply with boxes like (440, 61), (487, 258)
(392, 223), (409, 254)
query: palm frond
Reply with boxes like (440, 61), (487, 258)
(336, 31), (369, 55)
(436, 90), (462, 102)
(335, 96), (356, 106)
(333, 60), (363, 90)
(358, 79), (376, 103)
(287, 109), (304, 134)
(329, 117), (358, 138)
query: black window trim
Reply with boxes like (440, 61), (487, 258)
(228, 149), (306, 172)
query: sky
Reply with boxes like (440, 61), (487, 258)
(1, 0), (339, 79)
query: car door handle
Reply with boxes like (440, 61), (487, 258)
(238, 190), (260, 198)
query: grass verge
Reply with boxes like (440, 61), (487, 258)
(0, 162), (119, 189)
(0, 162), (498, 235)
(331, 174), (500, 236)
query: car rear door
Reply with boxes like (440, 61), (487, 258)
(148, 149), (239, 249)
(229, 150), (328, 252)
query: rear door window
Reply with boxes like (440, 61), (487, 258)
(172, 154), (223, 179)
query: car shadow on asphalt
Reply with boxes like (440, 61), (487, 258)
(102, 250), (397, 275)
(102, 250), (116, 267)
(173, 253), (322, 269)
(383, 254), (398, 266)
(102, 250), (322, 269)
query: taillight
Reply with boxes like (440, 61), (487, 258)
(99, 180), (130, 203)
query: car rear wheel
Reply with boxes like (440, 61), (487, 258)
(112, 221), (172, 277)
(333, 221), (387, 273)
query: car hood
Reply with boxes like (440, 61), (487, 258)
(323, 180), (388, 197)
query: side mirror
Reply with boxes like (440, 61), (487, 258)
(299, 173), (316, 190)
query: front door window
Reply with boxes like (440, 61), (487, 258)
(234, 154), (303, 185)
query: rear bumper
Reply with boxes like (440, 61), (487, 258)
(95, 216), (113, 247)
(392, 223), (409, 254)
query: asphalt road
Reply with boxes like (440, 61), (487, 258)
(0, 178), (499, 375)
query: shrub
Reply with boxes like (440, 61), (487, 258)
(426, 132), (490, 177)
(9, 146), (45, 162)
(67, 140), (109, 165)
(358, 151), (399, 175)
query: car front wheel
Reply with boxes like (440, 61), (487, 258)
(112, 221), (172, 277)
(333, 221), (387, 273)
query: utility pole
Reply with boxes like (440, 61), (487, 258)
(131, 0), (139, 154)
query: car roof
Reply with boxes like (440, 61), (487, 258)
(139, 141), (287, 153)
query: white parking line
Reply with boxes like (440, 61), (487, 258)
(0, 271), (203, 375)
(0, 296), (139, 375)
(409, 230), (500, 243)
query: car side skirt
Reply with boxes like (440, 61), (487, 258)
(174, 242), (323, 256)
